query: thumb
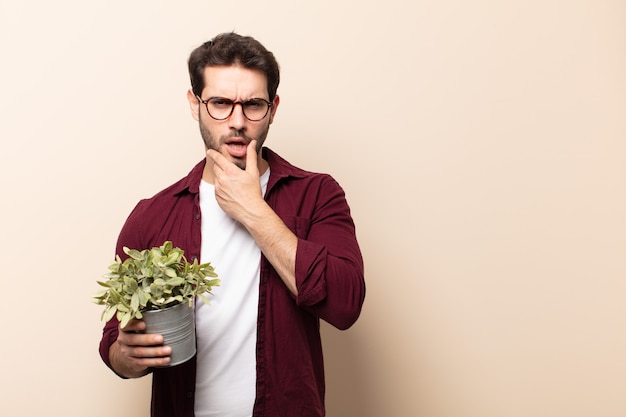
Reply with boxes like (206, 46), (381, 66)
(246, 140), (258, 172)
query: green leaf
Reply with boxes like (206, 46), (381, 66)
(197, 293), (211, 306)
(103, 306), (117, 322)
(164, 267), (178, 278)
(124, 247), (144, 260)
(120, 312), (132, 328)
(166, 251), (180, 265)
(131, 292), (140, 311)
(166, 277), (185, 287)
(138, 290), (150, 306)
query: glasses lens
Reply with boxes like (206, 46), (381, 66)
(242, 99), (270, 121)
(206, 98), (233, 120)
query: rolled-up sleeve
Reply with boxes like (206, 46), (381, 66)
(293, 176), (365, 330)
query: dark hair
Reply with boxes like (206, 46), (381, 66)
(188, 32), (280, 101)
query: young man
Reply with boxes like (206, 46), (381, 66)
(99, 32), (366, 417)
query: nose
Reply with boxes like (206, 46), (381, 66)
(228, 102), (246, 130)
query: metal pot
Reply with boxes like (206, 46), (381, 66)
(143, 301), (196, 367)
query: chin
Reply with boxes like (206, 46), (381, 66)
(231, 157), (246, 170)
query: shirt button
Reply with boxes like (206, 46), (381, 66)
(186, 391), (193, 399)
(195, 214), (200, 220)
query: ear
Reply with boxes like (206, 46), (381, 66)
(269, 95), (280, 124)
(187, 89), (200, 122)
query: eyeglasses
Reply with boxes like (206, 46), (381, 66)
(197, 96), (272, 121)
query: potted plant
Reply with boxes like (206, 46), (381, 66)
(94, 241), (219, 366)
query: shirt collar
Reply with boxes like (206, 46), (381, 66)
(263, 147), (309, 193)
(173, 159), (206, 196)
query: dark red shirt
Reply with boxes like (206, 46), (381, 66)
(99, 148), (366, 417)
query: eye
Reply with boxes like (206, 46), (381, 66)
(244, 99), (264, 109)
(209, 98), (232, 108)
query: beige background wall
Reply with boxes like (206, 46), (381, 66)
(1, 1), (624, 416)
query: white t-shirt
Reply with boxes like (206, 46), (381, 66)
(194, 169), (270, 417)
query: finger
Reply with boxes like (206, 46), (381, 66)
(132, 344), (172, 359)
(119, 320), (165, 346)
(207, 149), (223, 169)
(135, 356), (171, 368)
(120, 318), (146, 332)
(246, 140), (258, 172)
(131, 354), (171, 369)
(121, 331), (165, 347)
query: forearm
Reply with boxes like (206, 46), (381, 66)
(240, 201), (298, 296)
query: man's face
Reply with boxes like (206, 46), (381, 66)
(187, 65), (279, 170)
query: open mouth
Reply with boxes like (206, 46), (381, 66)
(224, 139), (248, 158)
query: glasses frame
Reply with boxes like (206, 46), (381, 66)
(197, 95), (273, 121)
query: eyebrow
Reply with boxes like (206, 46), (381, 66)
(207, 96), (270, 102)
